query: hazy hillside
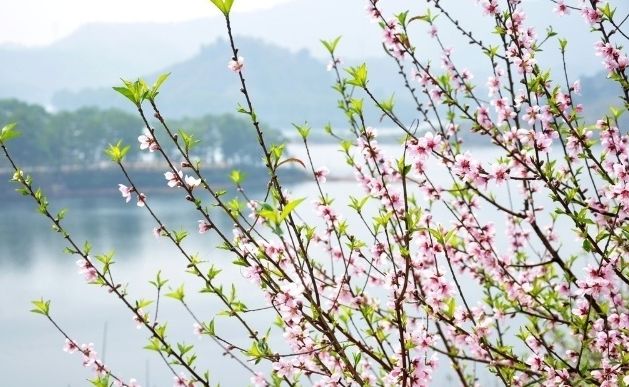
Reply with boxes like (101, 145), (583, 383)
(52, 37), (422, 128)
(1, 0), (624, 109)
(51, 37), (337, 127)
(0, 0), (382, 106)
(0, 21), (208, 103)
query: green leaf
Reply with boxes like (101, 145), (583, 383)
(178, 129), (200, 153)
(292, 123), (311, 139)
(113, 78), (149, 107)
(112, 86), (137, 105)
(173, 229), (188, 244)
(279, 198), (305, 222)
(209, 0), (233, 16)
(396, 11), (409, 26)
(582, 239), (593, 252)
(224, 0), (234, 13)
(348, 196), (369, 212)
(144, 337), (162, 352)
(30, 298), (51, 316)
(346, 63), (369, 88)
(381, 94), (395, 113)
(89, 376), (111, 387)
(320, 36), (342, 55)
(230, 170), (243, 185)
(149, 270), (168, 290)
(445, 297), (456, 318)
(599, 3), (615, 20)
(148, 72), (171, 100)
(0, 122), (20, 143)
(207, 319), (216, 336)
(227, 197), (242, 216)
(349, 98), (364, 113)
(105, 140), (130, 163)
(166, 284), (186, 302)
(258, 209), (278, 224)
(135, 299), (154, 309)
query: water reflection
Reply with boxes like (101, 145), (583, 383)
(0, 191), (244, 270)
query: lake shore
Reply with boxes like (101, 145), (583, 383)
(0, 162), (306, 198)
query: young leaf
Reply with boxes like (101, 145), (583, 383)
(224, 0), (234, 13)
(230, 169), (243, 185)
(321, 36), (342, 55)
(148, 72), (171, 100)
(105, 141), (130, 163)
(112, 86), (137, 106)
(209, 0), (234, 16)
(279, 198), (305, 222)
(0, 122), (20, 143)
(165, 284), (186, 302)
(346, 64), (369, 88)
(30, 298), (51, 316)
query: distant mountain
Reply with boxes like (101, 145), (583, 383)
(2, 0), (623, 109)
(0, 0), (384, 107)
(51, 37), (420, 128)
(0, 21), (206, 103)
(577, 72), (629, 128)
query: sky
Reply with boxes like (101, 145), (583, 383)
(0, 0), (294, 46)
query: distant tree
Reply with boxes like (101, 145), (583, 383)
(0, 100), (283, 168)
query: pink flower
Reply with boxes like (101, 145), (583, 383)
(118, 184), (133, 203)
(482, 0), (499, 16)
(272, 359), (295, 378)
(152, 226), (163, 238)
(490, 164), (509, 184)
(138, 128), (159, 152)
(243, 264), (263, 285)
(76, 259), (98, 283)
(193, 322), (203, 337)
(93, 359), (108, 376)
(250, 372), (267, 387)
(165, 170), (183, 188)
(137, 193), (147, 207)
(513, 51), (535, 74)
(80, 343), (97, 367)
(453, 152), (480, 182)
(63, 338), (78, 354)
(228, 56), (244, 72)
(198, 220), (212, 234)
(115, 379), (141, 387)
(173, 373), (193, 387)
(184, 175), (201, 189)
(526, 354), (544, 371)
(314, 166), (329, 183)
(133, 309), (148, 329)
(428, 25), (438, 38)
(582, 7), (602, 25)
(554, 1), (569, 16)
(366, 3), (380, 22)
(522, 105), (540, 125)
(487, 75), (500, 97)
(326, 58), (341, 71)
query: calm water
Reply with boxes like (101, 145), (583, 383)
(0, 144), (580, 386)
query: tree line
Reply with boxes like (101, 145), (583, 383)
(0, 99), (284, 168)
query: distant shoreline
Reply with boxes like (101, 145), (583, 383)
(0, 164), (306, 199)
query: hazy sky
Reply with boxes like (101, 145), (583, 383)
(0, 0), (294, 46)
